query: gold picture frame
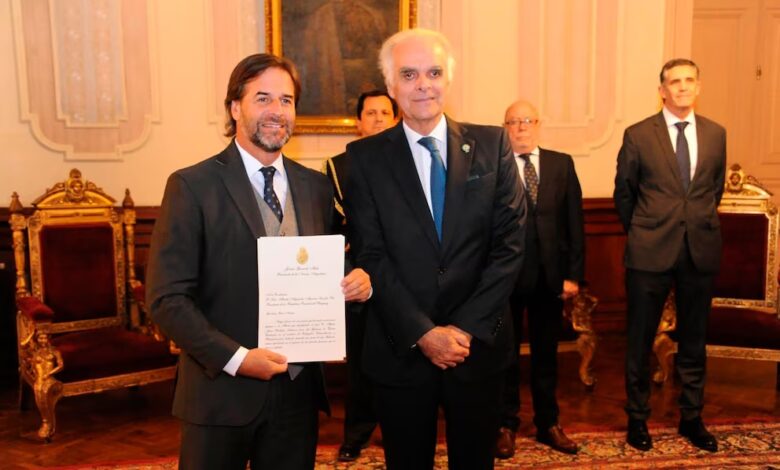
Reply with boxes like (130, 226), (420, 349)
(265, 0), (416, 134)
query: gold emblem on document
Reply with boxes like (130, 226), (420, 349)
(296, 247), (309, 265)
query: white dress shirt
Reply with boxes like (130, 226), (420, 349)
(662, 106), (698, 182)
(236, 140), (289, 209)
(402, 116), (448, 218)
(514, 146), (541, 187)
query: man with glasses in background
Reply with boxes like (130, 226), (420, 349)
(495, 100), (585, 459)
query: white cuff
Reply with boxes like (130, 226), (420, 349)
(223, 346), (249, 376)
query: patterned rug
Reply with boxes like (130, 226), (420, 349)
(51, 421), (780, 469)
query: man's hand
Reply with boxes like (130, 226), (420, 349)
(342, 268), (371, 302)
(561, 280), (579, 300)
(417, 326), (470, 369)
(236, 348), (288, 380)
(445, 324), (472, 345)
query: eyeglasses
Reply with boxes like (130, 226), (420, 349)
(504, 118), (539, 127)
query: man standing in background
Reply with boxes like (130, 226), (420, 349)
(324, 89), (399, 462)
(614, 58), (726, 453)
(495, 100), (585, 458)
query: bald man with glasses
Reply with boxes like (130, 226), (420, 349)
(495, 100), (585, 459)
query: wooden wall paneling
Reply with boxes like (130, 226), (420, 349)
(582, 199), (627, 334)
(0, 201), (630, 380)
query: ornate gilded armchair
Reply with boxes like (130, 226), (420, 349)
(9, 169), (177, 441)
(654, 164), (780, 387)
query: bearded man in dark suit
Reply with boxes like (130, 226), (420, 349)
(495, 100), (585, 459)
(614, 58), (726, 453)
(147, 53), (371, 470)
(344, 28), (526, 470)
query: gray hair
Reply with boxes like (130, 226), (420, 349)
(379, 28), (456, 89)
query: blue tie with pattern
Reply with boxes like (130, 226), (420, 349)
(418, 136), (446, 240)
(675, 122), (691, 192)
(259, 166), (283, 222)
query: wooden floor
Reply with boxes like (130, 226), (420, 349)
(1, 336), (778, 469)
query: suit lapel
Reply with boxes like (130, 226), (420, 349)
(652, 112), (686, 194)
(285, 157), (315, 235)
(216, 142), (266, 238)
(690, 116), (709, 190)
(441, 118), (474, 250)
(384, 123), (441, 249)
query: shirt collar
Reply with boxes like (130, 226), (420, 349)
(514, 146), (540, 158)
(662, 106), (696, 128)
(234, 140), (286, 180)
(403, 115), (448, 145)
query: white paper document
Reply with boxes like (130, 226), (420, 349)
(257, 234), (345, 362)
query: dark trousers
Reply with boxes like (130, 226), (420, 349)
(625, 237), (714, 421)
(500, 271), (563, 432)
(178, 367), (319, 470)
(343, 302), (377, 446)
(374, 371), (504, 470)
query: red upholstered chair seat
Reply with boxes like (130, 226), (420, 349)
(50, 327), (178, 383)
(707, 307), (780, 350)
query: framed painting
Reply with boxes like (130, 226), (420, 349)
(265, 0), (416, 134)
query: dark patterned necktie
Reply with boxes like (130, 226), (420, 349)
(259, 166), (283, 222)
(418, 136), (446, 240)
(675, 122), (691, 191)
(519, 153), (539, 206)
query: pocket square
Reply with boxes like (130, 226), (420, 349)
(467, 174), (481, 182)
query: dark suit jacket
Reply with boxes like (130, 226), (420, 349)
(614, 112), (726, 273)
(344, 118), (526, 386)
(147, 141), (332, 426)
(518, 148), (585, 293)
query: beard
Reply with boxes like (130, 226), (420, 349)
(247, 115), (293, 153)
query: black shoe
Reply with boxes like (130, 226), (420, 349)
(679, 417), (718, 452)
(626, 418), (652, 451)
(338, 444), (362, 462)
(495, 427), (516, 459)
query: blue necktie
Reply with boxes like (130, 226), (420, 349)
(259, 167), (283, 222)
(418, 137), (446, 240)
(675, 122), (691, 192)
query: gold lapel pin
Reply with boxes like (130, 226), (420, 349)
(462, 144), (471, 153)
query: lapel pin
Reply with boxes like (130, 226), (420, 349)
(462, 144), (471, 153)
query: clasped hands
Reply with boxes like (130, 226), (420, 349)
(417, 325), (472, 370)
(237, 268), (371, 380)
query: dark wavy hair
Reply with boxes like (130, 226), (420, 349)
(223, 53), (301, 137)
